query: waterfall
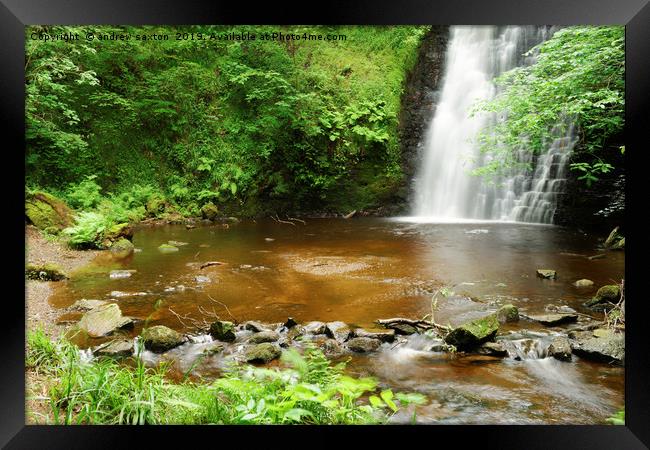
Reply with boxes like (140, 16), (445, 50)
(412, 25), (570, 224)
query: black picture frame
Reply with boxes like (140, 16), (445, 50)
(2, 0), (648, 448)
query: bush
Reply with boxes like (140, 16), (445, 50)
(65, 175), (104, 210)
(62, 211), (112, 248)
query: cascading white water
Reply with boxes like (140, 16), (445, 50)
(412, 25), (571, 224)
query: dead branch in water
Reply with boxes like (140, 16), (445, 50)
(287, 216), (306, 224)
(207, 294), (237, 323)
(271, 214), (295, 226)
(376, 315), (453, 334)
(200, 261), (226, 269)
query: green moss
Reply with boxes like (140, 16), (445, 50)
(200, 202), (219, 220)
(26, 263), (68, 281)
(444, 314), (499, 349)
(25, 191), (74, 231)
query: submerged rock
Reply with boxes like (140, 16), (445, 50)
(141, 325), (184, 353)
(243, 321), (270, 332)
(245, 343), (281, 363)
(573, 279), (594, 287)
(536, 269), (557, 279)
(385, 323), (419, 335)
(168, 240), (189, 246)
(325, 321), (352, 343)
(202, 343), (225, 356)
(570, 329), (624, 364)
(496, 304), (519, 323)
(547, 336), (572, 361)
(78, 303), (133, 337)
(429, 339), (455, 353)
(347, 337), (381, 353)
(247, 330), (280, 344)
(25, 263), (68, 281)
(527, 313), (578, 326)
(353, 328), (396, 343)
(109, 269), (137, 279)
(25, 191), (74, 232)
(158, 244), (179, 253)
(319, 339), (345, 357)
(475, 341), (508, 357)
(194, 275), (211, 283)
(70, 299), (109, 311)
(93, 339), (134, 358)
(585, 285), (621, 308)
(444, 313), (499, 350)
(304, 321), (327, 335)
(209, 320), (236, 342)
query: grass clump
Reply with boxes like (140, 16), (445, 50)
(26, 331), (427, 425)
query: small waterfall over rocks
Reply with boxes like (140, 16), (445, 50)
(412, 25), (571, 224)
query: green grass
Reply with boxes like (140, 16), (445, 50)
(26, 329), (427, 425)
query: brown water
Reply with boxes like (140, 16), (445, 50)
(49, 218), (624, 424)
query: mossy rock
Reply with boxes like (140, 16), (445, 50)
(585, 285), (621, 307)
(201, 202), (219, 221)
(110, 238), (134, 258)
(78, 303), (133, 337)
(26, 263), (68, 281)
(25, 191), (74, 231)
(158, 244), (179, 253)
(141, 325), (184, 353)
(245, 343), (281, 363)
(209, 320), (236, 342)
(496, 304), (519, 323)
(145, 194), (167, 216)
(444, 313), (499, 350)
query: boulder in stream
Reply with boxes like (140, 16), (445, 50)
(283, 317), (298, 329)
(70, 299), (109, 311)
(109, 238), (134, 258)
(527, 313), (578, 326)
(245, 343), (281, 363)
(247, 330), (280, 344)
(202, 343), (225, 356)
(353, 328), (396, 343)
(93, 339), (134, 358)
(573, 279), (594, 288)
(584, 284), (621, 308)
(78, 303), (134, 337)
(547, 336), (572, 361)
(536, 269), (557, 279)
(201, 202), (219, 221)
(141, 325), (185, 353)
(26, 263), (68, 281)
(109, 269), (137, 279)
(347, 337), (381, 353)
(475, 341), (508, 357)
(304, 321), (327, 335)
(496, 304), (519, 323)
(158, 244), (179, 253)
(325, 321), (352, 343)
(209, 320), (236, 342)
(444, 313), (499, 350)
(570, 329), (624, 365)
(243, 321), (270, 332)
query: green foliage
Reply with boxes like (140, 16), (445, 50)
(65, 175), (103, 209)
(27, 333), (427, 425)
(26, 25), (429, 214)
(62, 211), (112, 248)
(472, 26), (624, 185)
(607, 409), (624, 425)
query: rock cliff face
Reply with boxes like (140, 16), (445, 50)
(395, 26), (449, 213)
(554, 142), (625, 232)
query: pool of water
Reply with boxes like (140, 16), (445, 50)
(49, 218), (624, 424)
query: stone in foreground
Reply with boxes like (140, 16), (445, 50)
(325, 321), (352, 343)
(245, 343), (281, 363)
(158, 244), (179, 253)
(93, 339), (134, 358)
(304, 321), (327, 335)
(347, 337), (382, 353)
(209, 320), (236, 342)
(570, 329), (624, 365)
(353, 328), (396, 343)
(243, 321), (270, 332)
(475, 341), (508, 357)
(247, 330), (280, 344)
(547, 336), (572, 361)
(202, 343), (225, 356)
(141, 325), (184, 353)
(528, 313), (578, 326)
(444, 313), (499, 349)
(536, 269), (556, 279)
(78, 303), (133, 337)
